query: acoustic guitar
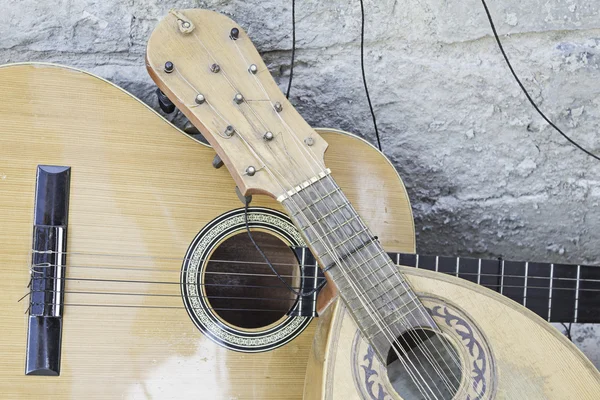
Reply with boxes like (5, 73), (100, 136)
(0, 62), (429, 399)
(0, 12), (597, 400)
(144, 9), (600, 400)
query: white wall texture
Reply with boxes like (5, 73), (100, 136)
(2, 0), (599, 365)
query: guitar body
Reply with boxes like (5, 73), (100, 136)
(0, 64), (415, 399)
(305, 272), (600, 399)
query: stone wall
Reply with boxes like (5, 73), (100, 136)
(2, 0), (599, 365)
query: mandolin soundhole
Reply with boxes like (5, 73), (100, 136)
(386, 328), (462, 400)
(204, 231), (300, 329)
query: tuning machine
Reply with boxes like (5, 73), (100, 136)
(156, 89), (176, 114)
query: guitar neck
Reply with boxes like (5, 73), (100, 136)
(389, 253), (599, 324)
(296, 249), (598, 324)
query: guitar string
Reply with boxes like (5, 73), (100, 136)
(185, 14), (438, 396)
(25, 273), (598, 294)
(26, 276), (307, 289)
(263, 79), (460, 400)
(26, 250), (600, 279)
(305, 180), (461, 392)
(231, 35), (460, 396)
(232, 38), (462, 391)
(217, 27), (443, 398)
(24, 289), (299, 302)
(250, 55), (463, 392)
(4, 14), (584, 394)
(275, 173), (460, 390)
(29, 260), (600, 285)
(312, 184), (462, 393)
(232, 33), (461, 396)
(168, 20), (435, 397)
(27, 302), (292, 313)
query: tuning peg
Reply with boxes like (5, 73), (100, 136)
(155, 89), (176, 114)
(183, 122), (200, 136)
(212, 154), (224, 169)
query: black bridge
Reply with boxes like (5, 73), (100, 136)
(25, 165), (71, 376)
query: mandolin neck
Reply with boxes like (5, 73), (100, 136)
(280, 172), (433, 362)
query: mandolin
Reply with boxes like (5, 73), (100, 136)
(0, 11), (597, 400)
(144, 9), (600, 400)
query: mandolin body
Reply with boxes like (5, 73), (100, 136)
(0, 64), (414, 399)
(305, 268), (600, 399)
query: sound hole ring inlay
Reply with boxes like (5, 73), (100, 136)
(181, 207), (313, 352)
(350, 295), (497, 400)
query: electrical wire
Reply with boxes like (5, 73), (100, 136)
(359, 0), (382, 151)
(480, 0), (600, 162)
(286, 0), (296, 99)
(244, 200), (327, 297)
(561, 322), (573, 341)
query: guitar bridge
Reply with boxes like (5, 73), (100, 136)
(25, 165), (71, 376)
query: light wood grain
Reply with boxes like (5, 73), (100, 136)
(146, 9), (329, 199)
(305, 268), (600, 399)
(0, 63), (414, 399)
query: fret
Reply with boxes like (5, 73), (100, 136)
(526, 262), (551, 321)
(370, 258), (395, 275)
(500, 259), (505, 295)
(280, 178), (433, 363)
(311, 214), (360, 244)
(322, 237), (377, 271)
(324, 227), (370, 254)
(456, 257), (460, 277)
(344, 252), (391, 278)
(360, 265), (405, 296)
(347, 277), (408, 304)
(413, 255), (436, 271)
(372, 287), (414, 317)
(457, 257), (479, 284)
(298, 248), (305, 312)
(479, 258), (502, 291)
(364, 297), (421, 334)
(435, 256), (439, 272)
(502, 261), (526, 305)
(548, 263), (554, 322)
(437, 256), (457, 274)
(523, 262), (529, 307)
(370, 252), (600, 323)
(549, 264), (576, 322)
(398, 253), (416, 268)
(290, 186), (343, 215)
(311, 199), (352, 226)
(574, 265), (580, 323)
(577, 264), (600, 323)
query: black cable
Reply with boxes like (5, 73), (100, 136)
(480, 0), (600, 162)
(359, 0), (382, 151)
(560, 322), (573, 342)
(244, 201), (327, 297)
(285, 0), (296, 99)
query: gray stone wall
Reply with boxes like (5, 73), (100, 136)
(2, 0), (599, 365)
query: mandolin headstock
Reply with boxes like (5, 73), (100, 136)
(146, 9), (328, 199)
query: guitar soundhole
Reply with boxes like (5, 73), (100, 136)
(204, 231), (300, 329)
(386, 328), (462, 400)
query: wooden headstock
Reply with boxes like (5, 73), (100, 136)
(146, 9), (328, 199)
